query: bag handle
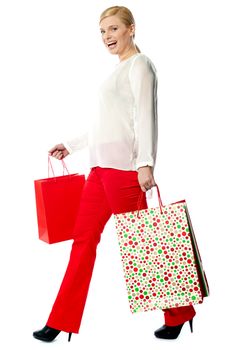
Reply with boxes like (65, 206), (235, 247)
(48, 155), (69, 178)
(136, 184), (164, 217)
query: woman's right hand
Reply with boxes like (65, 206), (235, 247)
(48, 143), (69, 160)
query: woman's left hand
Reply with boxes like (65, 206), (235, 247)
(137, 166), (156, 192)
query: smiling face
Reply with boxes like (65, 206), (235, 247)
(100, 15), (136, 59)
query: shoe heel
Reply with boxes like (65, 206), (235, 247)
(68, 333), (72, 342)
(189, 319), (193, 333)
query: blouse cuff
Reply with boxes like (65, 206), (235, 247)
(136, 161), (154, 171)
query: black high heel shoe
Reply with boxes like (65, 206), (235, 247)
(33, 325), (72, 342)
(154, 319), (193, 340)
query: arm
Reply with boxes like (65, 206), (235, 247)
(63, 131), (89, 155)
(49, 132), (89, 160)
(129, 55), (158, 171)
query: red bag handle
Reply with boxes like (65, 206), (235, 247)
(48, 155), (69, 178)
(136, 184), (164, 217)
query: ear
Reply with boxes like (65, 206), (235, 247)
(129, 23), (135, 37)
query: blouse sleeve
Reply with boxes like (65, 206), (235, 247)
(63, 131), (88, 154)
(129, 55), (158, 171)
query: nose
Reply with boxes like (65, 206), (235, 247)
(103, 31), (112, 44)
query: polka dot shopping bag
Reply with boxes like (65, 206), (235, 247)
(113, 184), (209, 313)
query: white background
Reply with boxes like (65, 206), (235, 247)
(0, 0), (235, 349)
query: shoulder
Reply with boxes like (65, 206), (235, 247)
(130, 53), (157, 75)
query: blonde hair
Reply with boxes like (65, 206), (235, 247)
(99, 5), (141, 53)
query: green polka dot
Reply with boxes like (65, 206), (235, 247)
(158, 249), (162, 254)
(192, 296), (196, 300)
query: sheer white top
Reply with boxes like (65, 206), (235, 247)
(64, 53), (158, 171)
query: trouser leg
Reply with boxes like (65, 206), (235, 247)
(164, 306), (196, 326)
(46, 167), (112, 333)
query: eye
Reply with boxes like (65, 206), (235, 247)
(100, 30), (105, 35)
(112, 27), (118, 31)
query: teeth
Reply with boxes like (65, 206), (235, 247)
(108, 41), (117, 46)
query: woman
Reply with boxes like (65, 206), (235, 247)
(33, 5), (196, 343)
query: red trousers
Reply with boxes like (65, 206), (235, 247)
(47, 167), (196, 333)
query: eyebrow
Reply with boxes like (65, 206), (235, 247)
(100, 25), (118, 31)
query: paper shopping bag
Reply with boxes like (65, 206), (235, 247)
(34, 158), (85, 244)
(113, 185), (209, 313)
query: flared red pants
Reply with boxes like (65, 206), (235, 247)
(47, 166), (196, 333)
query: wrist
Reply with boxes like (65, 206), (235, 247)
(137, 165), (152, 171)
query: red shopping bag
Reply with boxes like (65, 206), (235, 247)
(34, 157), (85, 244)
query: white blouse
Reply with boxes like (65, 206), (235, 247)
(63, 53), (158, 172)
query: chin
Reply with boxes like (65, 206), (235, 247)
(109, 51), (118, 56)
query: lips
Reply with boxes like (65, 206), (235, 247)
(107, 41), (117, 47)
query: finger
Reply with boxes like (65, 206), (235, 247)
(140, 185), (147, 192)
(48, 145), (58, 154)
(51, 151), (59, 157)
(56, 151), (64, 160)
(52, 151), (62, 159)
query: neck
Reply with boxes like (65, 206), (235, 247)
(119, 46), (139, 62)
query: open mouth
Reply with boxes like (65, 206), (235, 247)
(107, 41), (117, 49)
